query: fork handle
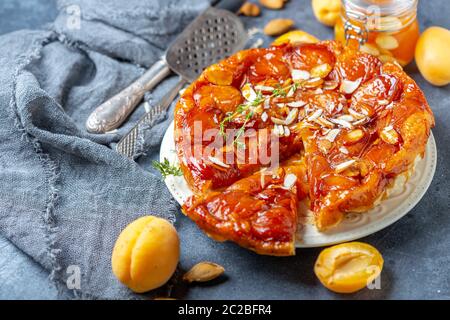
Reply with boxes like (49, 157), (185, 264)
(85, 59), (171, 133)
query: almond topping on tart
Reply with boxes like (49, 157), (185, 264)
(283, 173), (297, 190)
(208, 156), (230, 169)
(348, 108), (366, 120)
(287, 101), (307, 108)
(261, 111), (269, 122)
(323, 80), (339, 90)
(291, 69), (310, 80)
(272, 108), (299, 125)
(315, 117), (335, 128)
(334, 159), (357, 173)
(255, 85), (275, 92)
(308, 109), (323, 121)
(303, 77), (324, 88)
(339, 146), (349, 154)
(242, 83), (257, 101)
(380, 126), (400, 144)
(340, 78), (362, 94)
(324, 128), (341, 142)
(330, 117), (353, 129)
(345, 129), (365, 143)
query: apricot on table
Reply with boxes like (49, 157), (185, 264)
(273, 30), (320, 46)
(415, 26), (450, 86)
(111, 216), (180, 293)
(314, 242), (384, 293)
(312, 0), (341, 27)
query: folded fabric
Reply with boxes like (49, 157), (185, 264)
(0, 0), (209, 299)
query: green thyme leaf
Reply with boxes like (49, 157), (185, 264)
(152, 158), (183, 179)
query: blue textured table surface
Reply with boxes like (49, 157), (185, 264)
(0, 0), (449, 300)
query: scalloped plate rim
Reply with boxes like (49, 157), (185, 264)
(160, 121), (437, 248)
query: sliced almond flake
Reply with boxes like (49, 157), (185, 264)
(261, 111), (268, 122)
(307, 109), (323, 121)
(286, 86), (295, 97)
(340, 78), (362, 94)
(291, 69), (310, 81)
(348, 108), (366, 119)
(303, 77), (324, 88)
(380, 127), (399, 144)
(352, 118), (368, 126)
(385, 102), (394, 110)
(242, 83), (257, 102)
(324, 128), (341, 142)
(360, 108), (369, 116)
(339, 146), (349, 154)
(208, 156), (230, 168)
(314, 88), (324, 95)
(314, 117), (335, 128)
(335, 159), (356, 173)
(323, 80), (339, 90)
(337, 114), (354, 122)
(283, 173), (297, 190)
(384, 125), (394, 131)
(255, 85), (275, 92)
(326, 102), (336, 114)
(336, 103), (344, 113)
(271, 108), (298, 126)
(263, 98), (271, 109)
(287, 101), (307, 108)
(277, 103), (286, 108)
(271, 116), (285, 125)
(283, 126), (291, 137)
(284, 108), (299, 125)
(378, 99), (389, 105)
(265, 52), (275, 60)
(273, 124), (284, 136)
(331, 118), (353, 129)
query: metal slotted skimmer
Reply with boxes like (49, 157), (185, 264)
(116, 7), (247, 158)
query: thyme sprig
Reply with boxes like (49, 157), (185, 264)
(219, 81), (299, 147)
(152, 158), (183, 179)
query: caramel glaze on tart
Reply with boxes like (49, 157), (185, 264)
(174, 41), (434, 256)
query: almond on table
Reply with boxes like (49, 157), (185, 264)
(264, 19), (295, 36)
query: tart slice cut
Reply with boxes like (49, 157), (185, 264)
(182, 161), (308, 256)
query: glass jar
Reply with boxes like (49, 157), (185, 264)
(335, 0), (420, 66)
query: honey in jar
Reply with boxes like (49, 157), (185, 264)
(335, 0), (420, 66)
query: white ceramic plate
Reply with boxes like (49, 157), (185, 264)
(160, 121), (437, 248)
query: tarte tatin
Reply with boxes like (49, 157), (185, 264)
(174, 40), (434, 256)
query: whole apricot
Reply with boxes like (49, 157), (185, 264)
(112, 216), (180, 293)
(312, 0), (341, 27)
(415, 26), (450, 86)
(273, 30), (320, 45)
(314, 242), (384, 293)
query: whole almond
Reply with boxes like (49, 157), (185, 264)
(183, 262), (225, 283)
(259, 0), (284, 10)
(264, 19), (294, 36)
(239, 2), (261, 16)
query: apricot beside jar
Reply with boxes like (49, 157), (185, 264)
(111, 216), (180, 293)
(415, 26), (450, 86)
(312, 0), (341, 27)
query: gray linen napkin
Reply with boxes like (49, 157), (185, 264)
(0, 0), (209, 299)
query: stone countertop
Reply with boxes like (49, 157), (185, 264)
(0, 0), (449, 300)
